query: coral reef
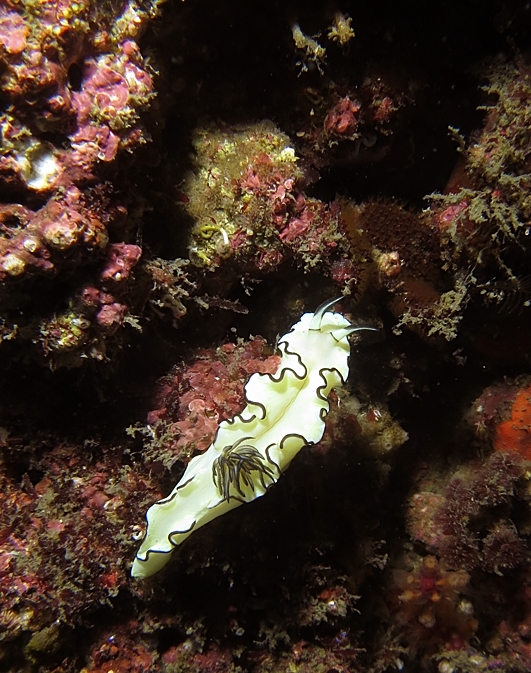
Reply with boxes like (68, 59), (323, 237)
(415, 57), (531, 341)
(408, 451), (528, 574)
(432, 58), (531, 274)
(181, 121), (359, 289)
(341, 199), (452, 338)
(139, 337), (281, 469)
(392, 555), (477, 654)
(0, 0), (160, 366)
(2, 1), (531, 672)
(0, 439), (154, 666)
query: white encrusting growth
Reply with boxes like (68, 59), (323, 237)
(16, 141), (60, 191)
(132, 299), (373, 579)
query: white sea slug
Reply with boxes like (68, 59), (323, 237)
(132, 298), (375, 579)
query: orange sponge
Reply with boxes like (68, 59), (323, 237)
(494, 383), (531, 458)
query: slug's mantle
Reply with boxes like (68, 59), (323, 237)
(132, 299), (371, 579)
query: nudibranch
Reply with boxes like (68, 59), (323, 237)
(132, 298), (376, 579)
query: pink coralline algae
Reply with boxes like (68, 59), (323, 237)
(94, 302), (126, 335)
(0, 189), (142, 365)
(68, 42), (155, 173)
(0, 441), (155, 646)
(324, 96), (362, 138)
(0, 1), (159, 365)
(36, 240), (141, 358)
(0, 187), (109, 281)
(4, 4), (531, 673)
(142, 337), (281, 470)
(183, 122), (356, 282)
(0, 11), (28, 56)
(295, 70), (407, 172)
(100, 242), (143, 283)
(0, 22), (155, 181)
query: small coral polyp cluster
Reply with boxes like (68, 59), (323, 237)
(393, 555), (477, 653)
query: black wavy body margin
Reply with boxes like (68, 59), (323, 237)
(134, 307), (350, 572)
(223, 351), (307, 428)
(135, 519), (197, 566)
